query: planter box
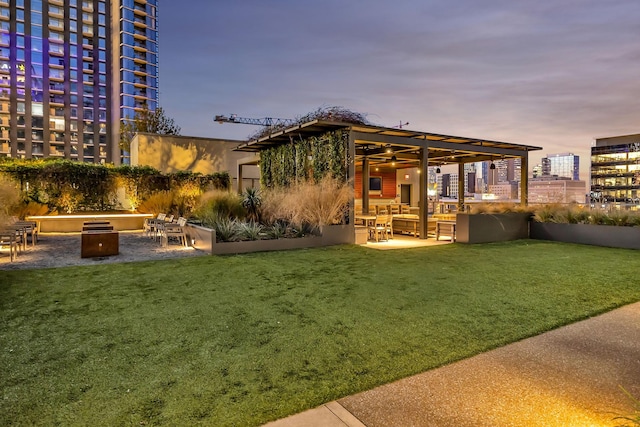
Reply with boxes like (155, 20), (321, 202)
(185, 224), (355, 255)
(530, 222), (640, 250)
(456, 213), (531, 244)
(355, 226), (368, 244)
(27, 213), (153, 232)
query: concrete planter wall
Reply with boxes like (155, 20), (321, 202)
(456, 213), (531, 244)
(185, 224), (354, 255)
(27, 213), (153, 232)
(530, 222), (640, 250)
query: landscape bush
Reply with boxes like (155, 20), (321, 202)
(191, 176), (351, 242)
(0, 176), (20, 224)
(0, 158), (229, 214)
(193, 190), (244, 227)
(531, 205), (640, 226)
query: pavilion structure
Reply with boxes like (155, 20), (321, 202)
(235, 120), (542, 240)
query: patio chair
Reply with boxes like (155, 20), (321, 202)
(11, 220), (38, 246)
(369, 215), (389, 242)
(162, 217), (188, 247)
(0, 229), (19, 261)
(385, 214), (394, 239)
(144, 213), (166, 238)
(0, 226), (24, 260)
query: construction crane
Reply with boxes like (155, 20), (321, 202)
(214, 114), (295, 128)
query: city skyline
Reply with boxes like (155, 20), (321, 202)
(159, 0), (640, 180)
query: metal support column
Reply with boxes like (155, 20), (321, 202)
(348, 132), (357, 226)
(363, 157), (370, 214)
(458, 162), (465, 213)
(419, 148), (428, 239)
(520, 154), (529, 206)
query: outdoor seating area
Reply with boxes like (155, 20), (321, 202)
(143, 213), (189, 247)
(0, 218), (38, 262)
(355, 204), (457, 243)
(1, 213), (196, 268)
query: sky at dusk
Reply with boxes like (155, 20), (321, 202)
(159, 0), (640, 180)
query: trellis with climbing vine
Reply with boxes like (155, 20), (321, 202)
(260, 130), (348, 188)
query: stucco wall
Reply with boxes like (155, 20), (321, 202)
(130, 133), (260, 190)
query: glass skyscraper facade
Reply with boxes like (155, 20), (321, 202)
(0, 0), (158, 163)
(542, 153), (579, 180)
(591, 134), (640, 206)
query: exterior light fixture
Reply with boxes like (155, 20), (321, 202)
(490, 161), (496, 170)
(385, 144), (393, 154)
(391, 155), (397, 166)
(436, 166), (441, 174)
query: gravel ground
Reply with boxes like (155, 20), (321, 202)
(0, 231), (207, 271)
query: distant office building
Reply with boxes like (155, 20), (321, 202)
(591, 134), (640, 205)
(488, 182), (518, 200)
(437, 164), (476, 199)
(527, 177), (586, 204)
(541, 153), (579, 180)
(0, 0), (159, 163)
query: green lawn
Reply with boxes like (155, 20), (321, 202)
(1, 240), (640, 426)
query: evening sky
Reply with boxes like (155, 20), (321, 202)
(159, 1), (640, 179)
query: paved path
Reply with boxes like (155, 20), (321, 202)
(0, 231), (205, 270)
(265, 302), (640, 426)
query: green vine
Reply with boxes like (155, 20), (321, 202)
(260, 130), (348, 187)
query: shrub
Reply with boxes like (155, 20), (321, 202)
(238, 221), (264, 241)
(193, 190), (244, 223)
(241, 187), (262, 223)
(469, 203), (534, 215)
(137, 190), (174, 216)
(585, 209), (609, 225)
(265, 221), (288, 239)
(297, 175), (352, 230)
(552, 207), (588, 224)
(532, 205), (558, 223)
(0, 176), (20, 224)
(57, 185), (82, 214)
(212, 216), (240, 242)
(12, 201), (50, 219)
(260, 187), (288, 226)
(532, 205), (640, 226)
(261, 175), (352, 232)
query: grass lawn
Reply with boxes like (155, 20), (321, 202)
(1, 240), (640, 426)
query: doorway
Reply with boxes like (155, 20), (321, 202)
(400, 184), (411, 205)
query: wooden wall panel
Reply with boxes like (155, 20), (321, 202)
(355, 169), (396, 199)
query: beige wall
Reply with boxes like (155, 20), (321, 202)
(130, 133), (260, 190)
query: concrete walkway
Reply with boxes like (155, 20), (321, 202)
(264, 302), (640, 427)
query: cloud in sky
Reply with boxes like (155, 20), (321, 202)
(160, 0), (640, 178)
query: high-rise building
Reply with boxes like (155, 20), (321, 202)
(532, 163), (543, 178)
(541, 153), (579, 180)
(591, 134), (640, 206)
(0, 0), (158, 163)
